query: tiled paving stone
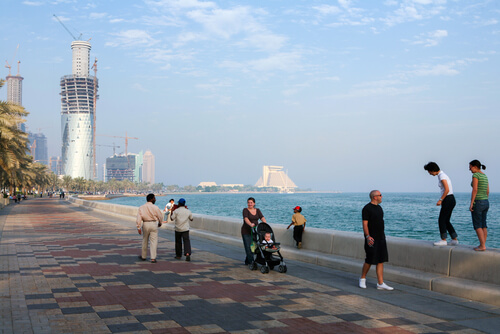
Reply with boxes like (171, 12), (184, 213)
(0, 199), (494, 333)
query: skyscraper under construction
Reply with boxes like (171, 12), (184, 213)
(60, 40), (98, 179)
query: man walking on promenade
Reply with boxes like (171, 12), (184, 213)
(170, 198), (193, 261)
(359, 190), (394, 290)
(137, 193), (165, 263)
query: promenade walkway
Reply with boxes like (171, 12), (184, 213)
(1, 198), (499, 334)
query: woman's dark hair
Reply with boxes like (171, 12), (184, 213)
(247, 197), (255, 203)
(424, 162), (440, 172)
(470, 160), (486, 170)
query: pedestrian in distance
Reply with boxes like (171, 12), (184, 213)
(287, 206), (306, 249)
(359, 190), (394, 291)
(424, 162), (459, 246)
(469, 159), (489, 251)
(170, 198), (194, 261)
(136, 193), (165, 263)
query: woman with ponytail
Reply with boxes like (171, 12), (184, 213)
(469, 160), (489, 251)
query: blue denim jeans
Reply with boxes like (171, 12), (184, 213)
(242, 233), (254, 265)
(472, 199), (489, 229)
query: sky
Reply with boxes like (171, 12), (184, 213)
(1, 0), (500, 192)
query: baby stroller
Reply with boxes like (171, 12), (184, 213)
(249, 223), (287, 274)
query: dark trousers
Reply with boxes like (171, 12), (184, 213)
(439, 195), (457, 240)
(293, 225), (304, 245)
(175, 231), (191, 257)
(242, 234), (254, 265)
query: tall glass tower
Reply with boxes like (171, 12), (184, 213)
(6, 66), (25, 132)
(60, 41), (98, 179)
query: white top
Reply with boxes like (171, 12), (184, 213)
(164, 202), (173, 212)
(170, 207), (193, 232)
(437, 171), (453, 196)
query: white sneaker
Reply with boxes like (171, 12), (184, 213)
(449, 240), (459, 246)
(433, 240), (447, 246)
(377, 282), (394, 291)
(359, 278), (366, 289)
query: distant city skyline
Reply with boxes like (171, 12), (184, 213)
(2, 1), (499, 191)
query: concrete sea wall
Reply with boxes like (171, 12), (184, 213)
(69, 196), (500, 307)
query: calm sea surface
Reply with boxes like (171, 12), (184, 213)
(108, 192), (499, 249)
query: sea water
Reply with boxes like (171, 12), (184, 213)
(108, 192), (499, 249)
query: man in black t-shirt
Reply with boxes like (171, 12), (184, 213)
(359, 190), (394, 291)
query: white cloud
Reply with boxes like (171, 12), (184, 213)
(89, 12), (107, 20)
(187, 7), (255, 39)
(219, 52), (302, 73)
(409, 29), (448, 47)
(132, 83), (148, 92)
(145, 0), (216, 11)
(238, 33), (287, 53)
(382, 0), (446, 26)
(411, 64), (459, 76)
(248, 52), (302, 72)
(109, 18), (124, 23)
(196, 79), (233, 91)
(478, 18), (498, 26)
(22, 1), (43, 6)
(106, 30), (159, 48)
(313, 5), (341, 15)
(334, 79), (428, 98)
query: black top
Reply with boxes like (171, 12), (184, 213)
(241, 208), (263, 235)
(362, 203), (385, 240)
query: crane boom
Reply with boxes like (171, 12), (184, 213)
(53, 14), (80, 40)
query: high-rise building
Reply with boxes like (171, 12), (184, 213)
(134, 150), (144, 183)
(142, 150), (155, 184)
(60, 40), (98, 179)
(49, 156), (62, 175)
(105, 154), (136, 181)
(6, 64), (25, 132)
(255, 165), (297, 192)
(28, 132), (49, 165)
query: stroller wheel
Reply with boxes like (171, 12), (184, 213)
(260, 266), (269, 274)
(278, 265), (287, 273)
(249, 262), (257, 271)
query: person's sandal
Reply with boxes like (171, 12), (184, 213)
(151, 259), (157, 263)
(138, 256), (146, 261)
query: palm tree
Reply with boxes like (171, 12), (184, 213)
(62, 175), (73, 192)
(73, 177), (86, 193)
(0, 80), (30, 194)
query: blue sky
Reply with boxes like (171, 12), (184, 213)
(2, 0), (499, 191)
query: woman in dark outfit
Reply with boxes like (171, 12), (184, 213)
(241, 197), (267, 265)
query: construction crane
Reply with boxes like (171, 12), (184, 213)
(97, 132), (139, 169)
(5, 44), (19, 76)
(91, 58), (98, 179)
(97, 143), (120, 156)
(53, 14), (82, 40)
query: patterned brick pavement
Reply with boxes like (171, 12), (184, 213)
(0, 199), (487, 333)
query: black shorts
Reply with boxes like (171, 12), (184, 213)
(364, 239), (388, 265)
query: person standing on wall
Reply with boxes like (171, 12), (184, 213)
(287, 206), (306, 249)
(359, 190), (393, 291)
(424, 162), (459, 246)
(137, 193), (165, 263)
(469, 159), (489, 251)
(170, 198), (194, 261)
